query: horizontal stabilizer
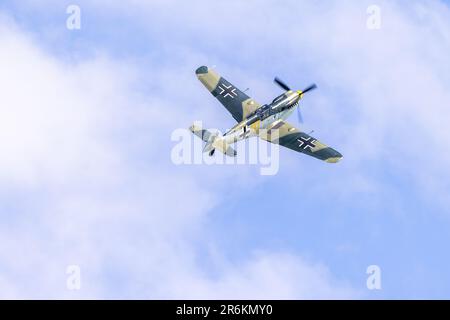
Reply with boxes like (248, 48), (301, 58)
(189, 123), (237, 157)
(189, 123), (218, 143)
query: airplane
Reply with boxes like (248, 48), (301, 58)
(190, 66), (343, 163)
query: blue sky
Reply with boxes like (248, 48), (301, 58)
(0, 0), (449, 299)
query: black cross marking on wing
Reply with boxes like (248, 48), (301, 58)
(218, 83), (238, 99)
(297, 136), (317, 151)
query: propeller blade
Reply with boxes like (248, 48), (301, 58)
(297, 105), (304, 123)
(301, 83), (317, 94)
(274, 77), (291, 91)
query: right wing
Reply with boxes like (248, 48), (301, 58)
(196, 66), (260, 122)
(261, 120), (343, 163)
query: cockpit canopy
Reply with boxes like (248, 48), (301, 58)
(272, 93), (286, 104)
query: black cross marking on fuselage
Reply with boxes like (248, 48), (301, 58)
(297, 136), (316, 151)
(218, 83), (238, 99)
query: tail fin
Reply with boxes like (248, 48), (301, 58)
(189, 123), (237, 157)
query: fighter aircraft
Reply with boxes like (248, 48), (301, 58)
(190, 66), (342, 163)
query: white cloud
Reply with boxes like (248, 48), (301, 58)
(0, 17), (124, 187)
(2, 0), (450, 299)
(133, 0), (450, 209)
(76, 0), (450, 199)
(0, 14), (356, 299)
(163, 252), (358, 299)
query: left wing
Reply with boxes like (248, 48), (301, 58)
(196, 66), (260, 122)
(261, 121), (343, 163)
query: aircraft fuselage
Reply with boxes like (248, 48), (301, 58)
(223, 90), (303, 144)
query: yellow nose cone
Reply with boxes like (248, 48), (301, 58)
(297, 90), (304, 99)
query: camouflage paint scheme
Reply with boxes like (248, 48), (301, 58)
(191, 66), (342, 163)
